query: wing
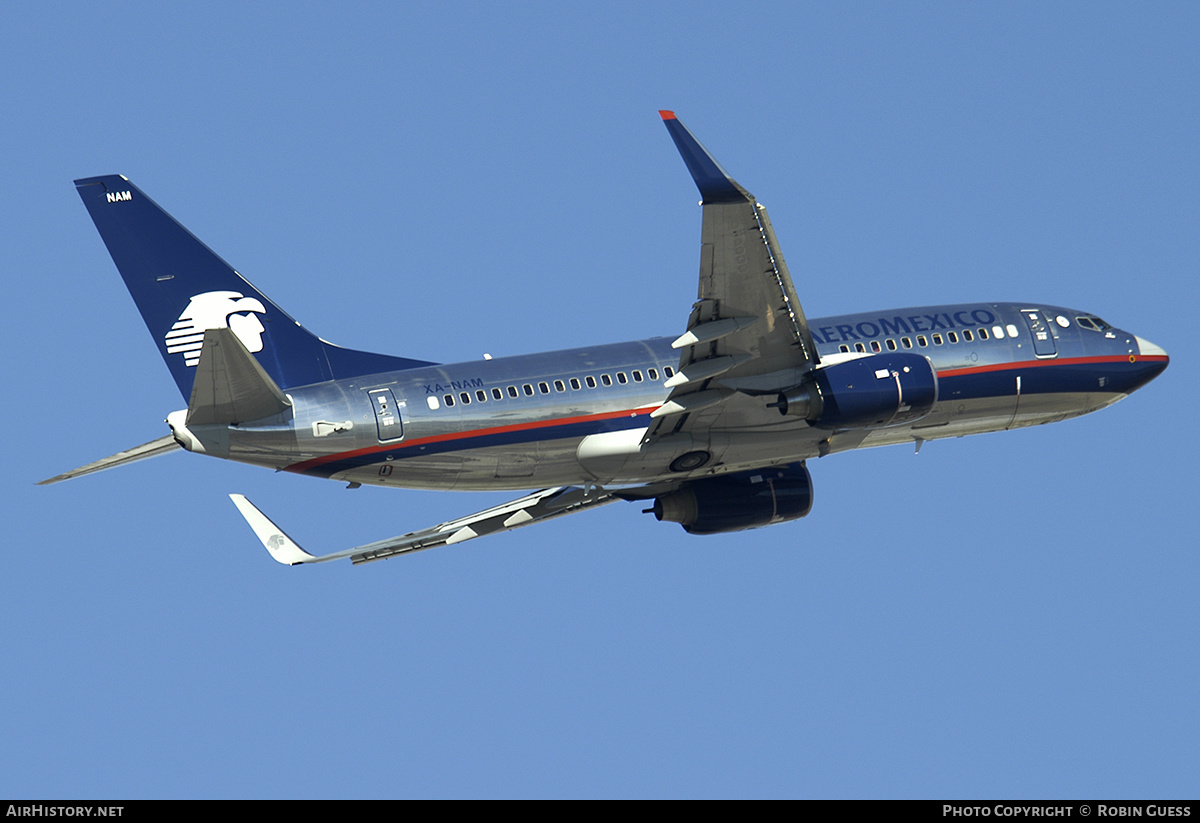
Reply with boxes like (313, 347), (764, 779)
(649, 112), (819, 440)
(230, 486), (617, 565)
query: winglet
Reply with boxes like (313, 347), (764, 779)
(229, 494), (317, 565)
(659, 111), (751, 204)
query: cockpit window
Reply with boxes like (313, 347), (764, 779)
(1077, 316), (1112, 332)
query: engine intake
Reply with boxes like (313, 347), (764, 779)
(651, 463), (814, 535)
(773, 352), (937, 430)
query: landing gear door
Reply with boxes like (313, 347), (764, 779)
(1022, 309), (1057, 358)
(368, 388), (405, 442)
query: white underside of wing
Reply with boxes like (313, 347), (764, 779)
(229, 485), (618, 566)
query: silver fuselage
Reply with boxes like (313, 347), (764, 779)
(173, 301), (1167, 492)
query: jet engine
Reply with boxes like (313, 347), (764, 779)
(651, 463), (814, 535)
(771, 352), (937, 430)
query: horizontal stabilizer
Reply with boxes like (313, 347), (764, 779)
(187, 328), (291, 426)
(230, 486), (618, 565)
(38, 435), (181, 485)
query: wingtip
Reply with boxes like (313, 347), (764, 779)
(658, 110), (676, 121)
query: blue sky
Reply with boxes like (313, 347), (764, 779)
(3, 2), (1197, 798)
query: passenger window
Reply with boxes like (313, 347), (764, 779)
(992, 325), (1005, 339)
(538, 382), (550, 394)
(617, 372), (628, 384)
(979, 328), (989, 340)
(585, 376), (596, 388)
(917, 335), (928, 347)
(554, 380), (565, 392)
(648, 368), (659, 380)
(632, 370), (643, 383)
(601, 374), (612, 387)
(426, 396), (440, 410)
(839, 345), (850, 353)
(1006, 324), (1019, 338)
(492, 388), (502, 400)
(902, 337), (913, 349)
(870, 340), (882, 352)
(570, 378), (581, 390)
(507, 386), (518, 398)
(460, 392), (471, 405)
(962, 330), (973, 342)
(523, 384), (534, 396)
(476, 390), (487, 402)
(886, 339), (897, 351)
(664, 366), (675, 377)
(855, 342), (866, 353)
(948, 332), (958, 344)
(932, 334), (943, 345)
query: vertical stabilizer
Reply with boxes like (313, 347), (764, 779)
(74, 175), (434, 397)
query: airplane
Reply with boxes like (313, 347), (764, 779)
(42, 111), (1169, 565)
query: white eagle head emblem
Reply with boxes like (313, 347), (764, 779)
(164, 290), (267, 367)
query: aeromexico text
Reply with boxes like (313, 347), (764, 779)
(810, 308), (998, 345)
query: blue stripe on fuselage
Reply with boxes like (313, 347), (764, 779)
(940, 356), (1167, 400)
(295, 409), (654, 479)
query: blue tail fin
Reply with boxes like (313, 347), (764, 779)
(74, 175), (434, 397)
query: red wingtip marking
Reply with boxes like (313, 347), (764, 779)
(658, 110), (677, 120)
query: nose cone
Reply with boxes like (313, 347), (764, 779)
(1136, 336), (1168, 360)
(1130, 336), (1169, 390)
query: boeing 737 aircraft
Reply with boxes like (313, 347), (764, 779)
(43, 112), (1169, 565)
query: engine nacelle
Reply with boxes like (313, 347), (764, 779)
(772, 352), (938, 430)
(651, 463), (814, 535)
